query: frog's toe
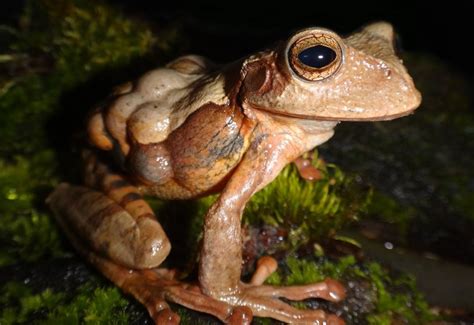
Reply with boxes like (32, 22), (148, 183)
(293, 157), (322, 181)
(225, 306), (253, 325)
(250, 256), (278, 285)
(324, 278), (346, 302)
(227, 290), (344, 324)
(150, 304), (180, 325)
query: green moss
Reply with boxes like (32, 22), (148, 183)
(265, 255), (356, 286)
(0, 151), (56, 213)
(0, 281), (129, 325)
(0, 152), (65, 266)
(244, 152), (371, 247)
(0, 282), (65, 324)
(365, 263), (434, 325)
(0, 209), (65, 266)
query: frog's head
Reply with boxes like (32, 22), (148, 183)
(240, 22), (421, 121)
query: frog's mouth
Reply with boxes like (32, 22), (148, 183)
(252, 104), (417, 122)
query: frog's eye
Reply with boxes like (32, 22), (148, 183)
(288, 33), (342, 81)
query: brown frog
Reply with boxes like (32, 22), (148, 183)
(47, 22), (421, 324)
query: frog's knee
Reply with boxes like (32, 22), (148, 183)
(129, 216), (171, 269)
(92, 210), (171, 269)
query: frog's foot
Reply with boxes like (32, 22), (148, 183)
(293, 157), (322, 181)
(220, 255), (345, 324)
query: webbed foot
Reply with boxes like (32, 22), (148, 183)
(225, 256), (346, 324)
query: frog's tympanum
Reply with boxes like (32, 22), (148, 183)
(48, 22), (421, 324)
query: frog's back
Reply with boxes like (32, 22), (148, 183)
(88, 55), (225, 154)
(86, 55), (255, 199)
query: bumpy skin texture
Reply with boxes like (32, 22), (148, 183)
(47, 22), (421, 324)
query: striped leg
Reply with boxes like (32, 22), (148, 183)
(47, 191), (253, 324)
(82, 150), (158, 225)
(48, 150), (171, 269)
(47, 152), (253, 324)
(48, 183), (170, 269)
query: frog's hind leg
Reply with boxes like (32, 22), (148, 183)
(47, 154), (251, 324)
(48, 183), (253, 324)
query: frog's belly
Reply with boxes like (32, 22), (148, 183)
(141, 103), (254, 200)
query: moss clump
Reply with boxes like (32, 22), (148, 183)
(0, 209), (64, 266)
(0, 152), (66, 266)
(265, 255), (436, 325)
(0, 151), (57, 214)
(244, 152), (371, 247)
(0, 281), (128, 325)
(364, 262), (434, 325)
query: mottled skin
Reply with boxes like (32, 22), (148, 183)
(47, 22), (421, 324)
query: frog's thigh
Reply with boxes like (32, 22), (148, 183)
(47, 183), (170, 269)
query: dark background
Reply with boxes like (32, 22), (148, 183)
(2, 0), (473, 80)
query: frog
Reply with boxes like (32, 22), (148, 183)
(47, 21), (421, 324)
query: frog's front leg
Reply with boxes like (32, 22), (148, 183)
(199, 134), (345, 324)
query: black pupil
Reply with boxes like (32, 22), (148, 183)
(298, 45), (336, 69)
